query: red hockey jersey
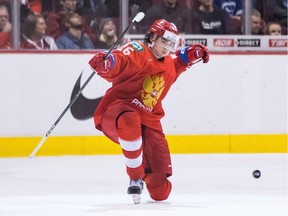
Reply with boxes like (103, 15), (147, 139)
(93, 42), (187, 131)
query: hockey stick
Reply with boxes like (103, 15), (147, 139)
(29, 12), (145, 159)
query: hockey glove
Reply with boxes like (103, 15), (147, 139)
(89, 51), (115, 74)
(177, 44), (209, 67)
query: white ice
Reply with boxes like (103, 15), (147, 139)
(0, 154), (287, 216)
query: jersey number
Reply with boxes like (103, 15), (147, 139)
(118, 43), (134, 56)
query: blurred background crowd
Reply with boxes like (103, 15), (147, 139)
(0, 0), (287, 50)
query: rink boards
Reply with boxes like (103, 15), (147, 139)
(0, 134), (286, 157)
(0, 52), (287, 156)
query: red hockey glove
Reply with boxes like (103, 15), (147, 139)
(177, 44), (209, 67)
(89, 51), (115, 74)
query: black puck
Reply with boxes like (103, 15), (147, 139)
(252, 170), (261, 178)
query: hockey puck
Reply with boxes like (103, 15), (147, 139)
(252, 170), (261, 178)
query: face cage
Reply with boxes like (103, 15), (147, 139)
(162, 30), (180, 52)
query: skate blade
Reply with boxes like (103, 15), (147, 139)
(131, 194), (141, 204)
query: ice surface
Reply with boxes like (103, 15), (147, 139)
(0, 154), (287, 216)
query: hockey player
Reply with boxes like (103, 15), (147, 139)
(88, 19), (209, 204)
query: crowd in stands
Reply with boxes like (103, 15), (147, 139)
(0, 0), (287, 50)
(0, 2), (10, 49)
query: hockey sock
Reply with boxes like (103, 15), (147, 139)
(144, 174), (172, 201)
(117, 111), (144, 180)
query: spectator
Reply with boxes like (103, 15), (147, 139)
(45, 0), (96, 42)
(75, 0), (108, 27)
(76, 0), (108, 16)
(56, 12), (94, 49)
(235, 8), (263, 35)
(104, 0), (121, 17)
(129, 0), (153, 15)
(77, 0), (120, 18)
(21, 13), (58, 49)
(264, 21), (282, 35)
(129, 0), (153, 34)
(250, 8), (263, 35)
(143, 0), (192, 34)
(213, 0), (243, 21)
(0, 3), (11, 49)
(94, 17), (117, 49)
(266, 0), (287, 28)
(190, 0), (235, 34)
(20, 0), (43, 35)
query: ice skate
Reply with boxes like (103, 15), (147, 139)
(127, 179), (143, 204)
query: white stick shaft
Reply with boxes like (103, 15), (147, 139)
(29, 135), (49, 158)
(28, 72), (95, 159)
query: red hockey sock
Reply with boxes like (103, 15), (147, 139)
(117, 111), (144, 179)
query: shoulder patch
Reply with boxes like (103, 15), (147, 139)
(131, 42), (144, 52)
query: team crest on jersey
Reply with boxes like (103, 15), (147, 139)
(131, 42), (144, 52)
(141, 74), (165, 108)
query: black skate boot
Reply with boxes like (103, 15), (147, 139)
(127, 179), (143, 204)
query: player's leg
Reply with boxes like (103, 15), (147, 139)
(116, 110), (145, 180)
(117, 110), (144, 204)
(99, 105), (144, 203)
(142, 127), (172, 201)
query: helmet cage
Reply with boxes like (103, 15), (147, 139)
(162, 30), (179, 52)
